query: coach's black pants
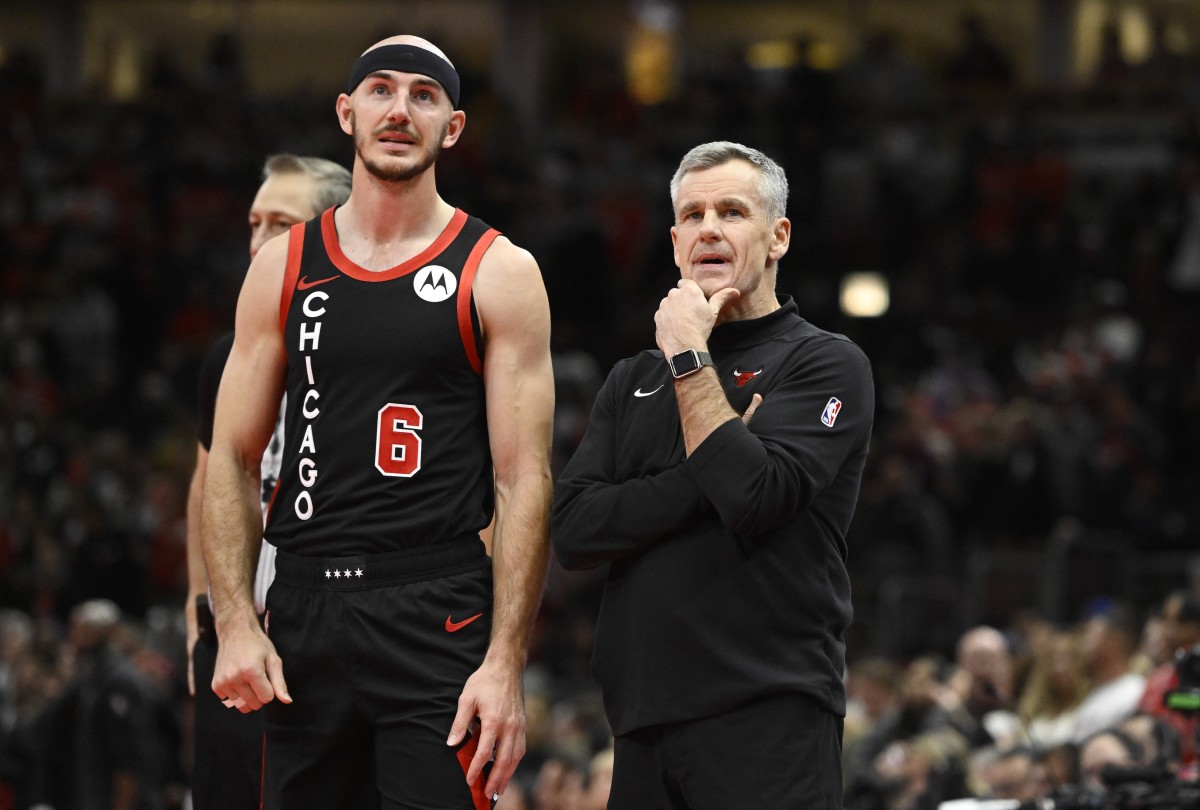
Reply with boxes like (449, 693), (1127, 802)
(608, 692), (844, 810)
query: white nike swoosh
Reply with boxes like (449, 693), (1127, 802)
(634, 385), (664, 398)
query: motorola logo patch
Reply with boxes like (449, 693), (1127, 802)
(413, 265), (456, 303)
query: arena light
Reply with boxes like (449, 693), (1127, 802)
(746, 40), (799, 71)
(626, 0), (679, 105)
(839, 272), (889, 318)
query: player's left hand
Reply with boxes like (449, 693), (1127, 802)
(447, 656), (526, 800)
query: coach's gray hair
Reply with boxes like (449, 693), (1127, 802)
(263, 154), (353, 212)
(669, 141), (789, 222)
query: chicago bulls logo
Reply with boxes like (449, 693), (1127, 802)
(732, 367), (763, 387)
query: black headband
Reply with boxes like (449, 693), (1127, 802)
(346, 44), (461, 108)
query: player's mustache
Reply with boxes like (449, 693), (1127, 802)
(373, 124), (421, 142)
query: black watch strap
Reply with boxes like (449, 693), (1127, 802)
(668, 349), (714, 379)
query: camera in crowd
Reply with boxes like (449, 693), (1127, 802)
(1018, 645), (1200, 809)
(1015, 764), (1200, 808)
(1164, 645), (1200, 717)
(941, 646), (1200, 809)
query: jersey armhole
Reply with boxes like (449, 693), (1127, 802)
(278, 222), (307, 334)
(457, 228), (500, 376)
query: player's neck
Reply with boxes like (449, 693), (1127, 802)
(335, 167), (456, 269)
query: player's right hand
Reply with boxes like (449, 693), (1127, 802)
(211, 621), (291, 713)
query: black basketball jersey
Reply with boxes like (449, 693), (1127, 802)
(264, 207), (498, 556)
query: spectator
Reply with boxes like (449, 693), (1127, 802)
(844, 656), (967, 799)
(951, 626), (1021, 749)
(1016, 626), (1091, 750)
(1076, 727), (1143, 793)
(1137, 590), (1200, 765)
(845, 655), (905, 788)
(848, 731), (968, 810)
(1118, 711), (1182, 773)
(976, 745), (1048, 802)
(532, 757), (584, 810)
(579, 746), (614, 810)
(1072, 605), (1148, 743)
(29, 599), (163, 810)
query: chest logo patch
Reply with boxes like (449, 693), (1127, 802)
(821, 397), (843, 427)
(732, 367), (763, 387)
(414, 265), (456, 303)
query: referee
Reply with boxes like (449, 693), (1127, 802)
(184, 154), (350, 808)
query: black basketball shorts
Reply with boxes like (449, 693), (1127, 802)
(262, 536), (496, 810)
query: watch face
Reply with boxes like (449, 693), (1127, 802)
(670, 350), (700, 378)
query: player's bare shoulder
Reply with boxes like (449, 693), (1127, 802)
(473, 235), (549, 333)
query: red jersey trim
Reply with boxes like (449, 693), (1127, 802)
(321, 206), (469, 282)
(458, 229), (500, 376)
(279, 221), (307, 334)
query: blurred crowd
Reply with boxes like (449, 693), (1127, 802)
(840, 592), (1200, 809)
(2, 8), (1200, 808)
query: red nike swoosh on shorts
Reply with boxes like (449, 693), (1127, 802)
(445, 613), (484, 632)
(297, 274), (339, 290)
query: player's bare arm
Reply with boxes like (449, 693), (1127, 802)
(448, 236), (553, 799)
(202, 233), (291, 713)
(184, 443), (210, 697)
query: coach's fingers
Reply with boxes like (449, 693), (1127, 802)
(741, 393), (764, 426)
(187, 650), (196, 698)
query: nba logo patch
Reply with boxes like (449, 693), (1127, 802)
(821, 397), (842, 427)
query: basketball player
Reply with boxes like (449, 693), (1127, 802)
(185, 154), (351, 808)
(201, 35), (554, 808)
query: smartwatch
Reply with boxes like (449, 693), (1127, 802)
(667, 349), (714, 379)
